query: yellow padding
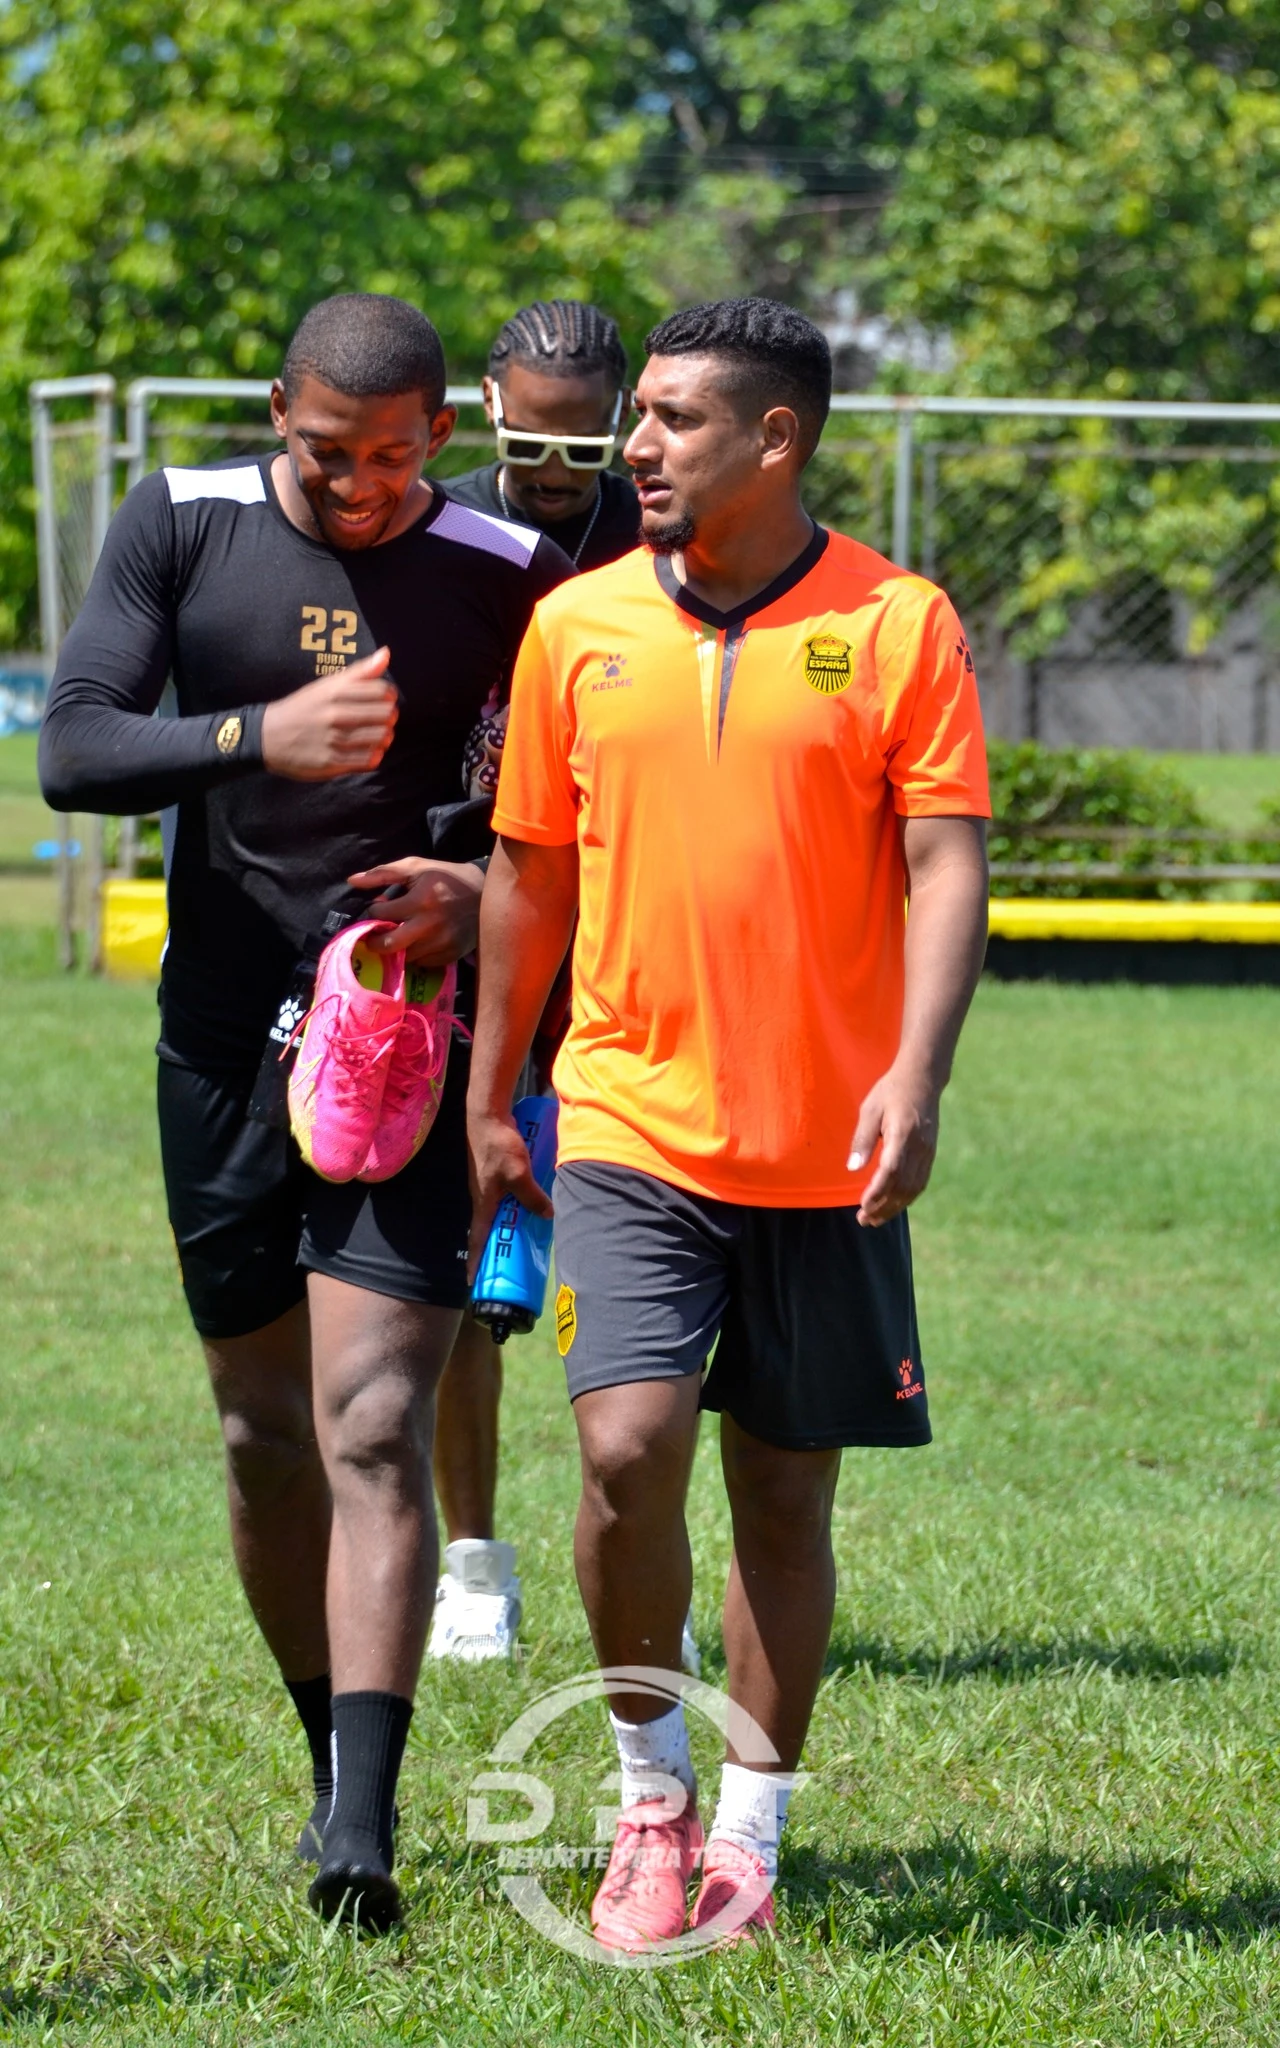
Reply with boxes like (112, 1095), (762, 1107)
(989, 899), (1280, 946)
(101, 878), (167, 977)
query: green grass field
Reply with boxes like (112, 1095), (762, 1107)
(2, 938), (1280, 2042)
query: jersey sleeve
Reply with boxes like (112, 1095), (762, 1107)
(882, 586), (991, 818)
(490, 608), (580, 845)
(38, 472), (266, 815)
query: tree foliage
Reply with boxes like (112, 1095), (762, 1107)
(0, 0), (663, 642)
(2, 0), (1279, 643)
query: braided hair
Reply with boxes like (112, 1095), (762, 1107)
(489, 300), (628, 386)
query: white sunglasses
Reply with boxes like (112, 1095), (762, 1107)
(493, 387), (624, 471)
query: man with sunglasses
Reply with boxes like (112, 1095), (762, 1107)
(427, 300), (642, 1666)
(446, 299), (639, 572)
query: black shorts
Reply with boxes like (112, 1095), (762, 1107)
(157, 1045), (472, 1341)
(552, 1161), (930, 1452)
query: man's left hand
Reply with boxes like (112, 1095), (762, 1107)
(847, 1062), (941, 1227)
(348, 857), (484, 964)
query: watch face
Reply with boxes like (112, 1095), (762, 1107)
(216, 715), (243, 755)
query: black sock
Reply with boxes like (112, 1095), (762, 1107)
(323, 1692), (413, 1873)
(286, 1673), (334, 1846)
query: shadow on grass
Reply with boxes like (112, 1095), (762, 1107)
(819, 1635), (1241, 1683)
(783, 1836), (1280, 1948)
(8, 1838), (1280, 2025)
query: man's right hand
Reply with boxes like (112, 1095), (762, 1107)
(466, 1107), (555, 1281)
(260, 646), (398, 781)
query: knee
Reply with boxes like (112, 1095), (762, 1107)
(579, 1426), (684, 1532)
(324, 1364), (431, 1484)
(725, 1447), (839, 1561)
(220, 1402), (316, 1503)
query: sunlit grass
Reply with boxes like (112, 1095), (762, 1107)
(2, 943), (1279, 2042)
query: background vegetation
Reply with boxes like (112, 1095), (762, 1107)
(2, 0), (1279, 642)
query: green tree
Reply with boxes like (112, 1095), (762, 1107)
(718, 0), (1280, 400)
(0, 0), (665, 644)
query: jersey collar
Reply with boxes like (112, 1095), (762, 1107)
(653, 522), (828, 629)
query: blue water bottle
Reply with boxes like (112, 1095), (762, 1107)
(471, 1096), (559, 1344)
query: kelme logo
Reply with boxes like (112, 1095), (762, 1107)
(555, 1283), (577, 1357)
(804, 634), (852, 694)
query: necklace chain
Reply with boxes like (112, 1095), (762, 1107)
(498, 469), (602, 567)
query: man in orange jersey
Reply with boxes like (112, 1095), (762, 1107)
(467, 298), (990, 1949)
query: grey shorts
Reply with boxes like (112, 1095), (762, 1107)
(551, 1160), (931, 1452)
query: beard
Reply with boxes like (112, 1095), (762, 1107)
(643, 509), (697, 556)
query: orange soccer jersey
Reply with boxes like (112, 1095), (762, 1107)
(492, 525), (990, 1206)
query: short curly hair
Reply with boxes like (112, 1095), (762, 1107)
(644, 297), (831, 462)
(283, 294), (446, 412)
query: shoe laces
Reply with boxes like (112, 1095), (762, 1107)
(379, 1004), (441, 1114)
(284, 990), (400, 1108)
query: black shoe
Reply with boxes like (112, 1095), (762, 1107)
(308, 1852), (401, 1934)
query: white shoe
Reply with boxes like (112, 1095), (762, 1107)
(681, 1606), (701, 1679)
(428, 1539), (521, 1661)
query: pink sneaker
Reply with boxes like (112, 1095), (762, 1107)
(287, 923), (404, 1182)
(591, 1797), (703, 1953)
(688, 1837), (776, 1945)
(358, 960), (457, 1183)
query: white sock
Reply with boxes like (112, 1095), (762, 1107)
(709, 1762), (799, 1877)
(443, 1538), (518, 1593)
(610, 1703), (696, 1815)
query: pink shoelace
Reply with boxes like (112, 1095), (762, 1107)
(282, 990), (401, 1106)
(378, 1004), (441, 1115)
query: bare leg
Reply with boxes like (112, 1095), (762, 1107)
(433, 1311), (502, 1541)
(308, 1273), (461, 1697)
(572, 1376), (702, 1724)
(203, 1301), (330, 1680)
(719, 1414), (842, 1770)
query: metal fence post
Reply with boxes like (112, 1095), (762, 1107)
(86, 385), (116, 969)
(892, 409), (914, 570)
(29, 389), (74, 968)
(29, 374), (117, 968)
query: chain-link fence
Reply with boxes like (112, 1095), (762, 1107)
(805, 396), (1280, 753)
(29, 379), (1280, 963)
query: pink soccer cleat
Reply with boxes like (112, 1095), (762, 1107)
(357, 959), (457, 1183)
(688, 1837), (776, 1945)
(591, 1797), (704, 1953)
(287, 922), (405, 1183)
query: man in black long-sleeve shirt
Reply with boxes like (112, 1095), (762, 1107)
(40, 294), (572, 1930)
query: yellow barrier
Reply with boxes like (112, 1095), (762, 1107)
(988, 899), (1280, 945)
(99, 882), (1280, 979)
(101, 877), (167, 977)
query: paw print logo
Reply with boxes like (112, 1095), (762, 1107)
(271, 994), (307, 1045)
(955, 637), (975, 675)
(898, 1359), (915, 1386)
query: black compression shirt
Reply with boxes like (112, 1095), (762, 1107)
(445, 462), (640, 572)
(40, 456), (573, 1065)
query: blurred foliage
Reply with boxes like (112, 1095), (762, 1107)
(0, 0), (667, 644)
(727, 0), (1280, 655)
(987, 740), (1221, 900)
(1243, 796), (1280, 903)
(3, 0), (1280, 646)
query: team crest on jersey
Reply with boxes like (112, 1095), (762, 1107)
(803, 634), (852, 694)
(555, 1284), (577, 1356)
